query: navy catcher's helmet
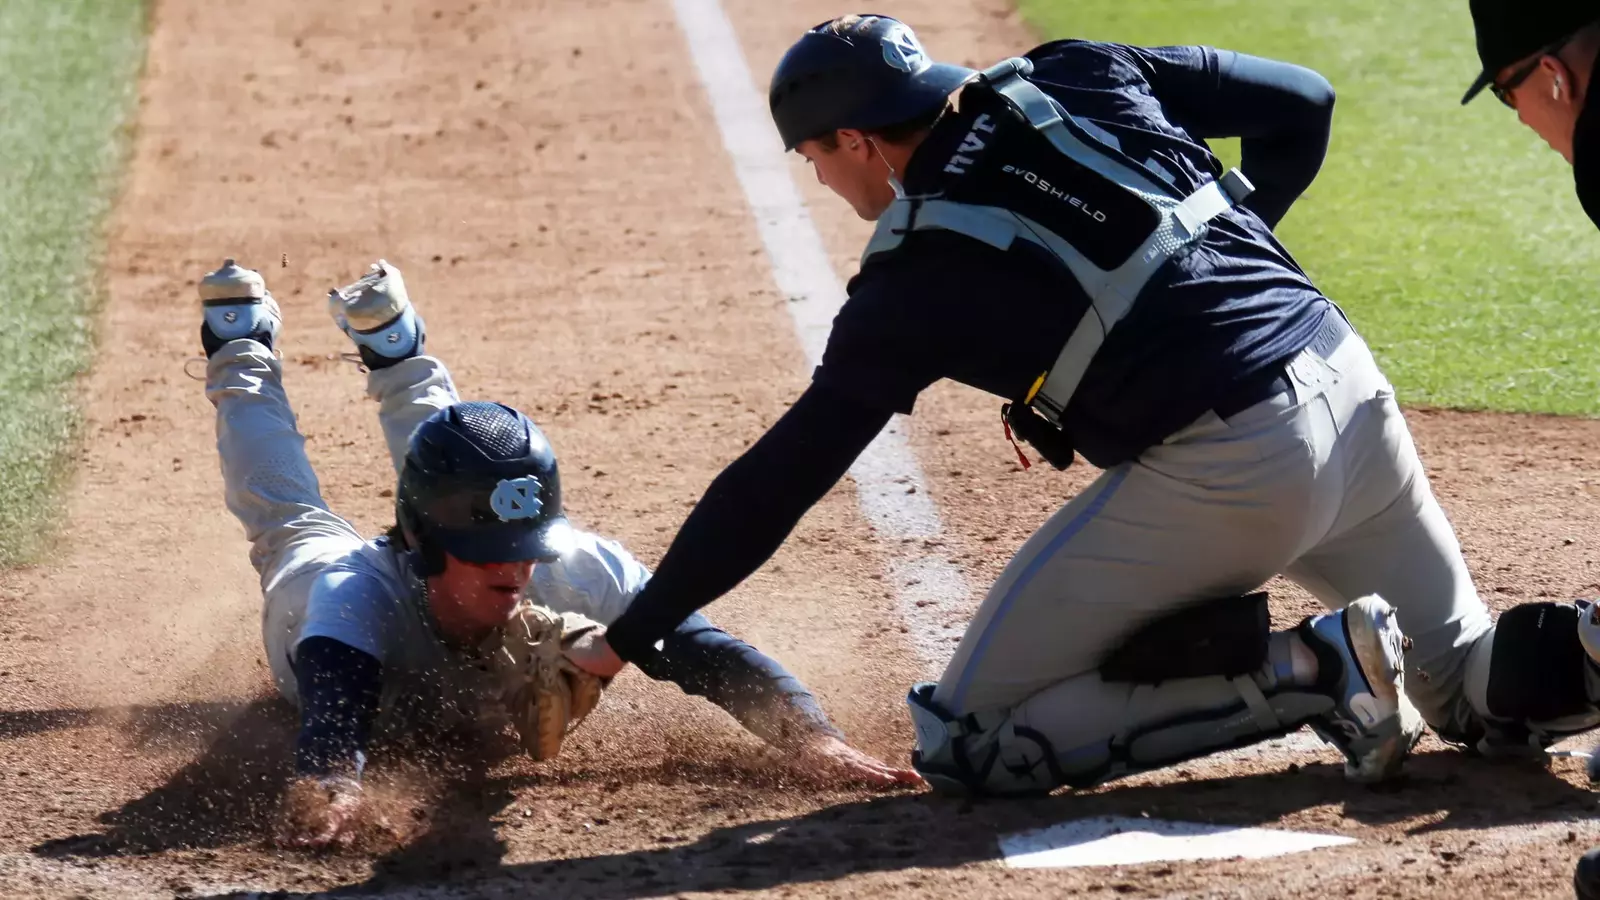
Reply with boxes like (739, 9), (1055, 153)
(769, 15), (975, 151)
(397, 401), (571, 573)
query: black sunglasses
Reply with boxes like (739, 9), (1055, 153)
(1490, 59), (1541, 107)
(1490, 36), (1575, 108)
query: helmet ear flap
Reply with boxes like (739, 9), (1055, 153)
(415, 542), (446, 578)
(396, 496), (447, 577)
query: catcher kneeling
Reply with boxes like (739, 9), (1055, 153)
(193, 257), (920, 849)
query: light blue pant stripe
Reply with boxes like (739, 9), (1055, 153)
(949, 465), (1131, 710)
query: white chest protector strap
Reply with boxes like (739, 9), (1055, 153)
(862, 57), (1254, 426)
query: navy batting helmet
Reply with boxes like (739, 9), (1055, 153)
(396, 401), (571, 573)
(768, 15), (975, 151)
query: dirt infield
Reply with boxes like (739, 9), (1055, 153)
(2, 0), (1599, 897)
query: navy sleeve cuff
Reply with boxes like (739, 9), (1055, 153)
(606, 597), (676, 665)
(292, 636), (383, 779)
(636, 613), (841, 747)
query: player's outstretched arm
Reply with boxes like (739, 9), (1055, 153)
(278, 636), (386, 849)
(639, 613), (923, 788)
(543, 381), (911, 785)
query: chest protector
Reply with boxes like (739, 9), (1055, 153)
(863, 57), (1254, 446)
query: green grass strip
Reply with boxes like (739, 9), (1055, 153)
(0, 0), (146, 565)
(1018, 0), (1600, 415)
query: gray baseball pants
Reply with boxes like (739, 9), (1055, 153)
(927, 317), (1497, 786)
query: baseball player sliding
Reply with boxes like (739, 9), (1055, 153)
(196, 257), (918, 848)
(564, 15), (1600, 796)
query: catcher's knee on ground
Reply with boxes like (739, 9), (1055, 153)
(908, 594), (1334, 795)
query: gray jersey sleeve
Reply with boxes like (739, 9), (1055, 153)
(526, 530), (652, 625)
(294, 568), (403, 666)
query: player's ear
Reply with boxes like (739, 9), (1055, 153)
(837, 128), (867, 154)
(1541, 55), (1581, 107)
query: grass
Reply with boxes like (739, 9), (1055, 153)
(1017, 0), (1600, 415)
(0, 0), (146, 566)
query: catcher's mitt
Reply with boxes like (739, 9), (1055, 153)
(492, 602), (609, 761)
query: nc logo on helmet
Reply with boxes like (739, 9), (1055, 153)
(881, 24), (929, 74)
(490, 476), (544, 522)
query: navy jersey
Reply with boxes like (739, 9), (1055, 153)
(606, 41), (1343, 662)
(814, 40), (1336, 466)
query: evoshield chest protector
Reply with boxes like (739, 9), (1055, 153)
(864, 57), (1254, 458)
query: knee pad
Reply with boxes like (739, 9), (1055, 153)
(1100, 592), (1270, 684)
(905, 683), (1069, 797)
(905, 676), (1326, 797)
(1486, 601), (1592, 724)
(1448, 600), (1600, 754)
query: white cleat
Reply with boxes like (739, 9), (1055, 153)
(327, 259), (424, 370)
(1300, 595), (1425, 783)
(199, 258), (281, 357)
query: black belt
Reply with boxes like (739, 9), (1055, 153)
(1212, 310), (1351, 420)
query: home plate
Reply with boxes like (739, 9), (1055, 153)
(999, 816), (1355, 868)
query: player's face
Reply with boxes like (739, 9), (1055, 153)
(428, 554), (536, 631)
(797, 131), (898, 221)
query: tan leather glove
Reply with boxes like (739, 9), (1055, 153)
(491, 602), (610, 760)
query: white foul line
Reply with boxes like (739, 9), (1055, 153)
(668, 0), (971, 669)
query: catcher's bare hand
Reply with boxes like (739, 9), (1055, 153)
(786, 734), (925, 789)
(563, 626), (626, 679)
(277, 775), (369, 850)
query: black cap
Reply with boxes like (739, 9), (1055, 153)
(1461, 0), (1596, 104)
(769, 15), (975, 150)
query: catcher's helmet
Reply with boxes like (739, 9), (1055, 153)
(397, 401), (571, 573)
(769, 15), (975, 151)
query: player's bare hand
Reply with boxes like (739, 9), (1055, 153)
(277, 775), (368, 850)
(563, 627), (626, 679)
(785, 734), (925, 789)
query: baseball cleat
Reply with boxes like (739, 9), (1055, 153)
(199, 258), (281, 357)
(1298, 594), (1424, 783)
(327, 258), (424, 370)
